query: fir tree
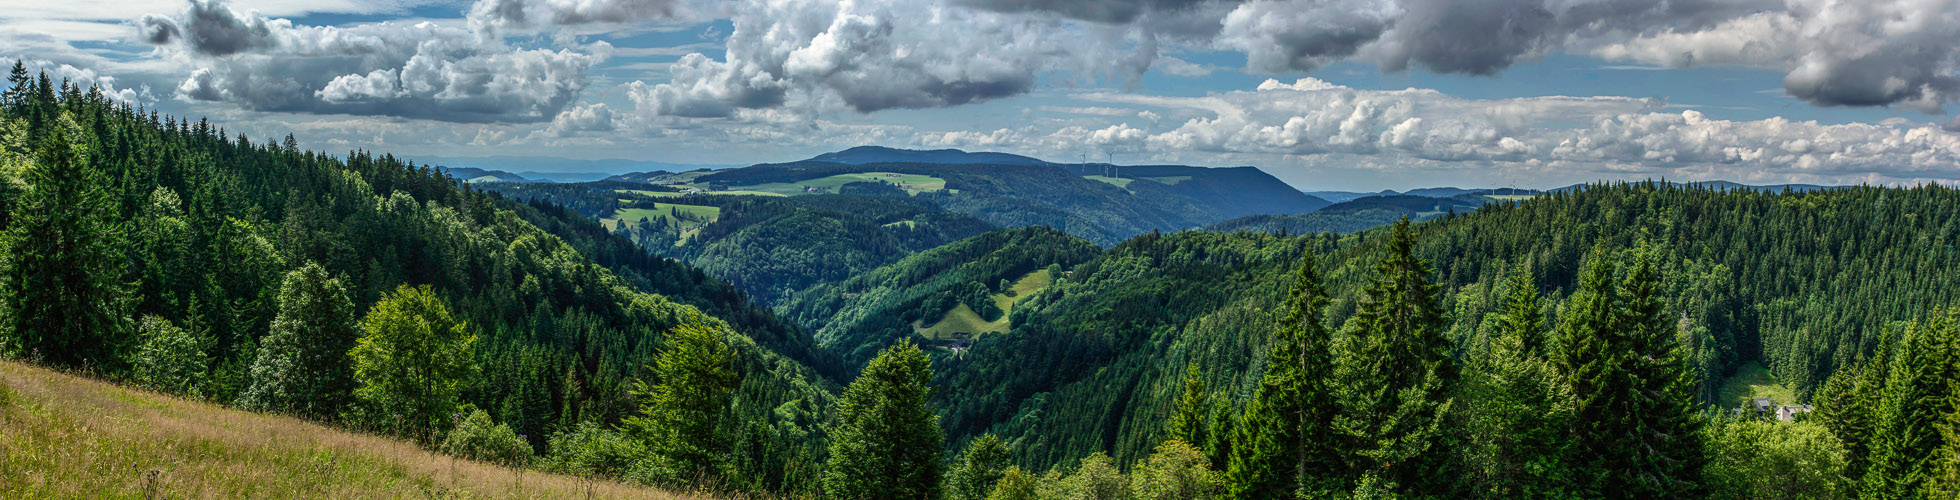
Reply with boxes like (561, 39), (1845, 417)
(1229, 248), (1340, 498)
(237, 261), (360, 419)
(1332, 218), (1455, 494)
(1858, 309), (1960, 500)
(1167, 364), (1212, 449)
(1554, 248), (1618, 494)
(1611, 249), (1705, 497)
(825, 339), (944, 500)
(624, 314), (739, 485)
(1, 114), (128, 370)
(1463, 266), (1573, 498)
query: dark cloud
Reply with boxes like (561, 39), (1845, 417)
(181, 0), (277, 56)
(956, 0), (1228, 24)
(138, 14), (180, 45)
(467, 0), (689, 38)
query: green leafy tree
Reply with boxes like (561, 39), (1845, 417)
(1463, 266), (1573, 498)
(1702, 416), (1848, 500)
(1, 115), (128, 370)
(949, 434), (1014, 500)
(1229, 249), (1340, 498)
(825, 339), (944, 500)
(350, 284), (477, 443)
(1132, 440), (1222, 500)
(1332, 218), (1456, 494)
(1050, 452), (1131, 500)
(1858, 309), (1960, 500)
(131, 315), (211, 397)
(988, 466), (1039, 500)
(237, 262), (359, 418)
(624, 314), (739, 486)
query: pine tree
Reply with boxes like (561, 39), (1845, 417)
(825, 339), (944, 500)
(349, 284), (478, 443)
(624, 314), (739, 485)
(1, 114), (129, 370)
(1332, 218), (1455, 494)
(237, 261), (360, 419)
(1858, 309), (1960, 500)
(949, 434), (1013, 500)
(1229, 248), (1340, 498)
(1463, 266), (1573, 498)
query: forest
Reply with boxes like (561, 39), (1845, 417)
(2, 67), (1958, 499)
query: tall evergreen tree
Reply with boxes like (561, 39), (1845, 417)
(1167, 364), (1212, 450)
(1229, 248), (1340, 498)
(1, 114), (128, 370)
(1813, 328), (1896, 484)
(1858, 309), (1960, 500)
(1611, 249), (1705, 497)
(948, 434), (1013, 500)
(1463, 266), (1573, 498)
(237, 262), (360, 419)
(825, 339), (944, 500)
(1332, 218), (1456, 494)
(1554, 248), (1618, 493)
(624, 314), (739, 485)
(349, 284), (478, 443)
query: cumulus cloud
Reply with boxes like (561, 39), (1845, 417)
(1594, 0), (1960, 112)
(906, 78), (1960, 183)
(139, 0), (605, 123)
(619, 0), (1145, 119)
(547, 103), (617, 135)
(29, 60), (156, 105)
(466, 0), (698, 39)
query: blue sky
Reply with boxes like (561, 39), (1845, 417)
(4, 0), (1958, 191)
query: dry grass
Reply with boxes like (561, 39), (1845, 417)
(0, 360), (715, 500)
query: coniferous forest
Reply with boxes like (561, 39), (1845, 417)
(4, 67), (1960, 500)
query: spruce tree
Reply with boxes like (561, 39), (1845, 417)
(625, 314), (738, 485)
(949, 434), (1013, 500)
(237, 262), (360, 418)
(1858, 309), (1960, 500)
(825, 339), (944, 500)
(1331, 218), (1455, 494)
(1167, 364), (1212, 449)
(1612, 250), (1705, 497)
(1464, 266), (1573, 498)
(1554, 248), (1618, 494)
(1, 114), (128, 370)
(1229, 248), (1339, 498)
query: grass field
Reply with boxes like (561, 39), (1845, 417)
(618, 188), (786, 198)
(0, 360), (707, 500)
(1484, 194), (1537, 202)
(1082, 175), (1134, 189)
(1141, 176), (1190, 185)
(1716, 361), (1799, 408)
(731, 172), (946, 196)
(916, 269), (1052, 341)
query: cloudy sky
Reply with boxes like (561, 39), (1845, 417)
(5, 0), (1959, 190)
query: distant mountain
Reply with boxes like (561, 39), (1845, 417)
(1209, 194), (1496, 235)
(1550, 180), (1849, 193)
(426, 156), (735, 183)
(1308, 187), (1541, 202)
(1059, 164), (1330, 219)
(805, 146), (1056, 166)
(438, 166), (532, 183)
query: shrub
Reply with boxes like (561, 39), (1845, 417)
(539, 421), (645, 479)
(132, 315), (211, 398)
(441, 409), (533, 467)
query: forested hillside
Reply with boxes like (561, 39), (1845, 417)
(1207, 194), (1493, 235)
(0, 70), (835, 495)
(779, 226), (1101, 369)
(938, 183), (1960, 478)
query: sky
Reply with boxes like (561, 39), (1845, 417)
(3, 0), (1959, 191)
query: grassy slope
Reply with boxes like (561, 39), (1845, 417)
(0, 361), (707, 500)
(915, 269), (1053, 340)
(1716, 361), (1798, 408)
(731, 172), (947, 195)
